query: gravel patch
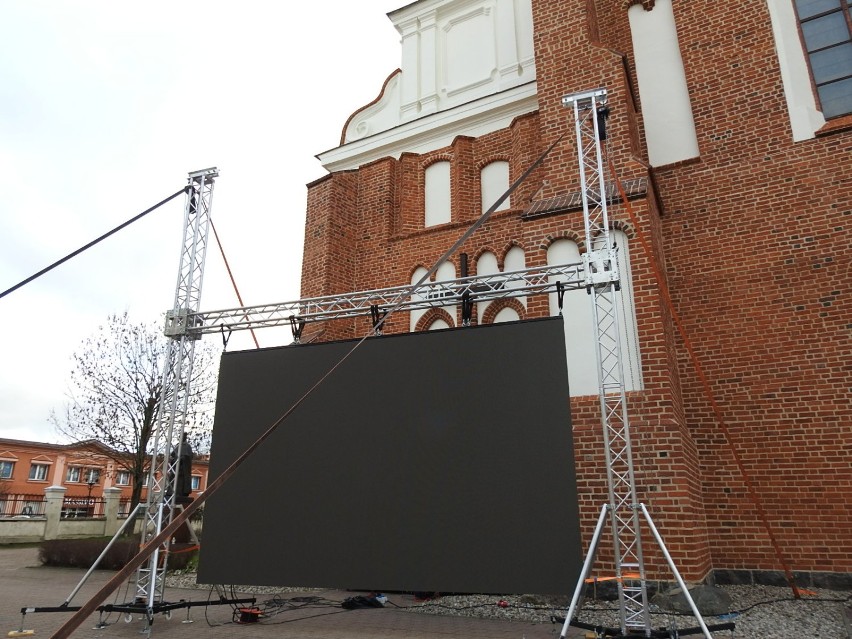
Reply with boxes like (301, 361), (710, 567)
(403, 585), (851, 638)
(165, 573), (850, 638)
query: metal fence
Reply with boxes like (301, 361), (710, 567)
(118, 499), (133, 518)
(0, 494), (47, 517)
(61, 496), (106, 519)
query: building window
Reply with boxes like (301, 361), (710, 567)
(84, 468), (101, 484)
(493, 306), (521, 323)
(427, 318), (451, 330)
(480, 161), (510, 213)
(115, 471), (131, 486)
(66, 466), (81, 483)
(424, 161), (451, 227)
(0, 461), (14, 479)
(191, 476), (202, 491)
(28, 463), (49, 481)
(795, 0), (852, 118)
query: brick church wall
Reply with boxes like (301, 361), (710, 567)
(300, 0), (851, 582)
(649, 0), (852, 575)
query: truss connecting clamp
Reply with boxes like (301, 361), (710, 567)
(561, 88), (607, 109)
(370, 305), (388, 335)
(461, 291), (473, 326)
(163, 309), (202, 339)
(187, 167), (219, 181)
(289, 316), (306, 344)
(582, 249), (620, 289)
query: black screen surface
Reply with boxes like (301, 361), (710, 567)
(198, 317), (581, 594)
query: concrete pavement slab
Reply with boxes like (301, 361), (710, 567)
(1, 547), (582, 639)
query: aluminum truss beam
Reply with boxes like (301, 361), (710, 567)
(184, 262), (588, 337)
(134, 168), (218, 628)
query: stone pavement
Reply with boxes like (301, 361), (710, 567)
(0, 547), (583, 639)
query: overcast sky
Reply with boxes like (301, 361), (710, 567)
(0, 2), (402, 442)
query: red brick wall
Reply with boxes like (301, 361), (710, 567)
(649, 0), (852, 574)
(300, 0), (851, 580)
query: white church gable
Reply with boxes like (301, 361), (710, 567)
(322, 0), (537, 171)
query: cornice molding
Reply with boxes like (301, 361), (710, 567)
(318, 82), (538, 173)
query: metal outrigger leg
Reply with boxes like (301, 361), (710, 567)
(559, 504), (714, 638)
(558, 89), (715, 639)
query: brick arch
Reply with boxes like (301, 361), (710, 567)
(415, 307), (456, 332)
(499, 240), (527, 267)
(589, 221), (638, 247)
(622, 0), (655, 9)
(437, 256), (460, 277)
(539, 229), (586, 252)
(409, 264), (430, 282)
(480, 298), (527, 325)
(610, 220), (637, 238)
(475, 156), (511, 172)
(421, 155), (453, 170)
(471, 247), (499, 274)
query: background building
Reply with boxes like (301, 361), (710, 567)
(0, 438), (208, 517)
(299, 0), (851, 586)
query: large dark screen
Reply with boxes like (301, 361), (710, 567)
(198, 317), (581, 594)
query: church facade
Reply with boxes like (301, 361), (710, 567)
(300, 0), (851, 586)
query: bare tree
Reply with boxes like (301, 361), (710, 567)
(51, 312), (219, 510)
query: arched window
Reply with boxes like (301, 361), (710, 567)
(476, 251), (499, 324)
(493, 306), (521, 323)
(436, 261), (457, 325)
(425, 161), (451, 227)
(476, 247), (527, 323)
(409, 266), (429, 332)
(480, 161), (510, 213)
(428, 318), (451, 330)
(409, 262), (458, 331)
(503, 245), (527, 309)
(547, 232), (642, 396)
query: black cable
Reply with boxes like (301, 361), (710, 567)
(204, 585), (231, 628)
(0, 186), (189, 300)
(258, 609), (350, 625)
(258, 597), (341, 618)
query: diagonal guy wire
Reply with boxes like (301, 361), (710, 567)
(1, 187), (189, 300)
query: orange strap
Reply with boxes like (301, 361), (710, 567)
(211, 219), (261, 349)
(585, 572), (642, 584)
(607, 156), (800, 599)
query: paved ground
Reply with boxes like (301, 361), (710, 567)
(0, 547), (582, 639)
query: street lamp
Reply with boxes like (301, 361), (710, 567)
(86, 473), (98, 516)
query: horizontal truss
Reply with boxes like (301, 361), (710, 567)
(187, 260), (598, 336)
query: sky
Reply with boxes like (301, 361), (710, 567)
(0, 1), (403, 443)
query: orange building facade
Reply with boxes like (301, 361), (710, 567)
(0, 438), (208, 515)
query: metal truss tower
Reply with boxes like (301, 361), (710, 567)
(562, 89), (650, 634)
(134, 168), (218, 622)
(557, 90), (713, 638)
